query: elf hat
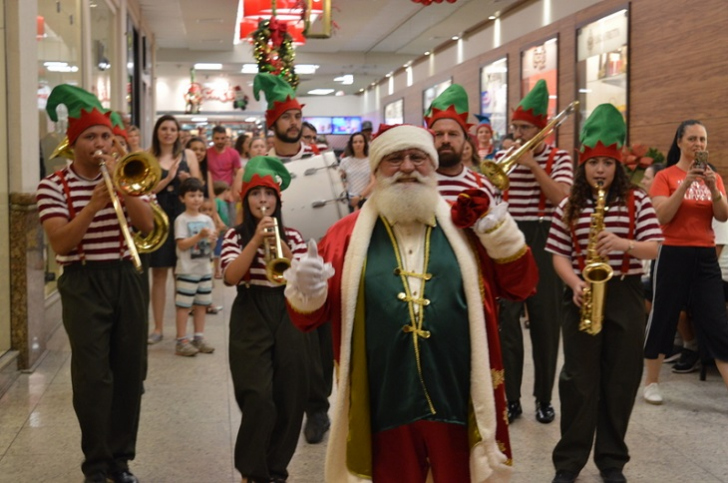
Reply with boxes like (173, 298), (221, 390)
(110, 111), (129, 144)
(578, 103), (625, 165)
(240, 155), (292, 201)
(424, 84), (474, 133)
(46, 84), (112, 146)
(369, 124), (438, 172)
(474, 114), (493, 134)
(512, 79), (549, 129)
(253, 73), (305, 127)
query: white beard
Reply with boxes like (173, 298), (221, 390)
(371, 170), (439, 225)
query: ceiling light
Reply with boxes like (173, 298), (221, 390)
(190, 117), (208, 122)
(307, 88), (335, 96)
(241, 64), (259, 74)
(452, 35), (459, 40)
(44, 62), (79, 72)
(334, 74), (354, 85)
(424, 51), (431, 56)
(489, 15), (496, 20)
(335, 90), (345, 96)
(296, 64), (320, 75)
(385, 72), (393, 78)
(194, 63), (223, 70)
(244, 117), (257, 122)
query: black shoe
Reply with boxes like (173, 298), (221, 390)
(83, 474), (108, 483)
(507, 400), (522, 423)
(304, 411), (331, 444)
(536, 400), (555, 424)
(672, 348), (700, 373)
(600, 468), (627, 483)
(109, 470), (139, 483)
(552, 470), (578, 483)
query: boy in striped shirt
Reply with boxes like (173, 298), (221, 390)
(36, 85), (152, 483)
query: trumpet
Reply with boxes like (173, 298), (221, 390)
(260, 206), (291, 285)
(481, 100), (579, 191)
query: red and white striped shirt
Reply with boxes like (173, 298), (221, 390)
(494, 144), (573, 220)
(36, 165), (134, 265)
(436, 166), (496, 205)
(545, 189), (663, 277)
(220, 225), (307, 287)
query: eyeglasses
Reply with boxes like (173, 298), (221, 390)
(381, 150), (430, 167)
(510, 124), (538, 133)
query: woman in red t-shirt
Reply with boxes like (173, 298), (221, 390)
(644, 120), (728, 404)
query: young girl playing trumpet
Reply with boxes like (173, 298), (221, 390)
(220, 156), (309, 483)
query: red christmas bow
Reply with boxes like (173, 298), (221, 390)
(451, 189), (491, 228)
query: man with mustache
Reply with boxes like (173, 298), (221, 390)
(283, 124), (538, 482)
(424, 84), (496, 205)
(495, 79), (573, 425)
(253, 72), (333, 446)
(254, 73), (316, 161)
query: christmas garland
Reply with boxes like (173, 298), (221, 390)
(252, 17), (299, 89)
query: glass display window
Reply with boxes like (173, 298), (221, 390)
(384, 98), (404, 125)
(480, 57), (508, 141)
(576, 9), (629, 140)
(521, 37), (558, 145)
(90, 0), (116, 109)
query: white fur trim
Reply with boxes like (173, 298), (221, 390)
(324, 198), (512, 482)
(476, 213), (527, 261)
(368, 125), (438, 172)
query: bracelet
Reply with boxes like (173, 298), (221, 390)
(627, 240), (635, 253)
(713, 192), (723, 202)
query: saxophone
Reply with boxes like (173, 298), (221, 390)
(579, 182), (614, 335)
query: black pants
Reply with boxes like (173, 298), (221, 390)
(499, 220), (563, 403)
(306, 322), (333, 415)
(229, 285), (310, 481)
(645, 245), (728, 360)
(553, 276), (644, 473)
(58, 261), (147, 477)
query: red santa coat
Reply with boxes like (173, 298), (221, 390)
(287, 197), (538, 482)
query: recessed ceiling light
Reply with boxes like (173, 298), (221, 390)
(424, 51), (431, 56)
(190, 117), (208, 122)
(307, 88), (335, 96)
(385, 72), (393, 78)
(194, 63), (222, 70)
(334, 74), (354, 85)
(452, 36), (459, 40)
(241, 64), (259, 74)
(489, 15), (497, 20)
(297, 64), (320, 75)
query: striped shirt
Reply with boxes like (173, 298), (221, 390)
(545, 189), (664, 276)
(436, 166), (496, 205)
(339, 156), (371, 196)
(494, 144), (573, 220)
(36, 165), (134, 265)
(220, 225), (307, 287)
(268, 142), (316, 161)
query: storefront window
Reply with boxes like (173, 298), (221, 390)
(38, 0), (83, 295)
(576, 9), (629, 138)
(90, 0), (116, 108)
(480, 57), (508, 141)
(521, 37), (558, 145)
(384, 99), (404, 125)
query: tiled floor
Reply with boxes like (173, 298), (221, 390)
(1, 280), (727, 482)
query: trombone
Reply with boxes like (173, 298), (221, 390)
(481, 100), (579, 191)
(50, 136), (167, 271)
(260, 206), (291, 284)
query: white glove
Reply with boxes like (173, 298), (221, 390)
(284, 239), (334, 298)
(475, 202), (510, 234)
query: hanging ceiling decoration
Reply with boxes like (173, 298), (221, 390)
(243, 0), (322, 21)
(239, 18), (306, 45)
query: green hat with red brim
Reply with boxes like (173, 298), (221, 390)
(512, 79), (549, 129)
(579, 103), (625, 165)
(253, 73), (305, 127)
(240, 156), (292, 200)
(46, 84), (112, 146)
(424, 84), (473, 133)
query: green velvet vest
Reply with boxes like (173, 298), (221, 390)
(364, 217), (471, 433)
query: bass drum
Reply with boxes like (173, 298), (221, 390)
(282, 152), (348, 241)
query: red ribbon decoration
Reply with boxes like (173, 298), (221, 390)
(451, 189), (491, 229)
(412, 0), (458, 5)
(269, 17), (289, 47)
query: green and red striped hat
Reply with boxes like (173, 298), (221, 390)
(578, 103), (625, 164)
(512, 79), (549, 129)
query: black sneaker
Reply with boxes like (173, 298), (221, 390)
(304, 411), (330, 444)
(672, 348), (700, 373)
(536, 400), (555, 424)
(552, 470), (579, 483)
(600, 468), (627, 483)
(109, 470), (139, 483)
(507, 400), (522, 423)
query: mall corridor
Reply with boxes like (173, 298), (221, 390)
(0, 279), (727, 483)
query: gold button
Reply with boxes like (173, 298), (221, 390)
(423, 299), (430, 306)
(397, 292), (407, 301)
